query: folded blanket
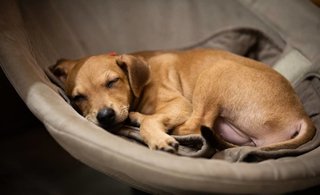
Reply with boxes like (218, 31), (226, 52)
(116, 126), (217, 158)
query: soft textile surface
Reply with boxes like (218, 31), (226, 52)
(2, 0), (320, 193)
(117, 116), (320, 162)
(116, 126), (217, 158)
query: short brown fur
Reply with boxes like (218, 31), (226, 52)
(52, 48), (315, 152)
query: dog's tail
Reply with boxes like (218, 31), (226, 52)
(261, 117), (316, 151)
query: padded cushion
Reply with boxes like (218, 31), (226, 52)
(1, 0), (320, 194)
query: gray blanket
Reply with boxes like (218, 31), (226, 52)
(119, 123), (320, 162)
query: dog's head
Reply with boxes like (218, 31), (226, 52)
(51, 54), (150, 130)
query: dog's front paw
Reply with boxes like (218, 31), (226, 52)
(129, 112), (145, 125)
(149, 135), (179, 153)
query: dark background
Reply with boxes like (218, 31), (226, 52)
(0, 68), (149, 195)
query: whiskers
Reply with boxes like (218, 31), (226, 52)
(118, 104), (130, 122)
(84, 105), (130, 126)
(85, 111), (99, 125)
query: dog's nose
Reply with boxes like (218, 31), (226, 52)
(97, 107), (116, 125)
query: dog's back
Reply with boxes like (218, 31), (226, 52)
(133, 48), (315, 149)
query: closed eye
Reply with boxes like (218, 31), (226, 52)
(106, 78), (120, 88)
(72, 94), (87, 102)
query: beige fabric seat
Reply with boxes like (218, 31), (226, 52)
(1, 0), (320, 193)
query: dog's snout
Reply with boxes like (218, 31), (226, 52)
(97, 107), (116, 125)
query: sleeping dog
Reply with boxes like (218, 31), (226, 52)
(52, 48), (315, 152)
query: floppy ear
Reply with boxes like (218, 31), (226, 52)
(116, 55), (151, 98)
(50, 59), (77, 84)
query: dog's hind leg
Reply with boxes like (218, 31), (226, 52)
(173, 67), (221, 136)
(173, 107), (219, 136)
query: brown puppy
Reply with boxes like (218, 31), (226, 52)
(52, 48), (315, 152)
